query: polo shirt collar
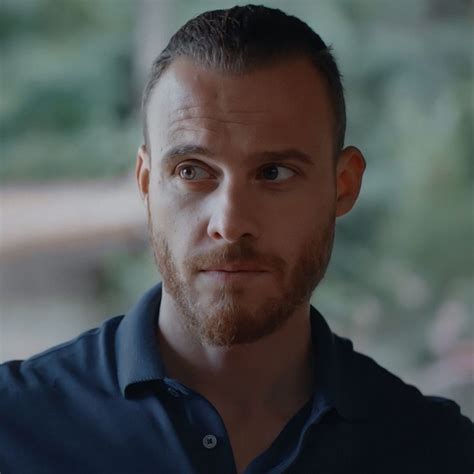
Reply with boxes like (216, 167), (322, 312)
(116, 282), (371, 420)
(309, 306), (370, 420)
(116, 283), (166, 397)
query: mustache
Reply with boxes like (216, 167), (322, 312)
(185, 241), (286, 273)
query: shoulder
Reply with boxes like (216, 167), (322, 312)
(0, 315), (126, 470)
(333, 334), (473, 470)
(0, 314), (123, 399)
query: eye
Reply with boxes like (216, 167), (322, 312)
(259, 164), (296, 182)
(177, 164), (213, 181)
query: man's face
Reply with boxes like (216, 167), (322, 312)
(138, 56), (363, 347)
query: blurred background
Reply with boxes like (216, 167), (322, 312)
(0, 0), (472, 418)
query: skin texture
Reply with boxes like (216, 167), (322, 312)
(136, 56), (365, 471)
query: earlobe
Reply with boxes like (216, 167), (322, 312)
(335, 146), (366, 217)
(136, 144), (151, 202)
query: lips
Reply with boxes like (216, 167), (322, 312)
(201, 264), (268, 272)
(203, 268), (266, 272)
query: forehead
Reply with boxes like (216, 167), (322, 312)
(146, 56), (334, 157)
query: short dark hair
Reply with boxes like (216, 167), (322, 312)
(142, 4), (346, 152)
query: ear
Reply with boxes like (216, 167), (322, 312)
(335, 146), (366, 217)
(136, 144), (151, 204)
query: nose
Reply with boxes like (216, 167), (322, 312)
(206, 180), (261, 243)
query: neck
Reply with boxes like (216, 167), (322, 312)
(156, 291), (315, 418)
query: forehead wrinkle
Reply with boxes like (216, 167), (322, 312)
(168, 125), (221, 143)
(166, 114), (264, 145)
(166, 102), (268, 127)
(169, 116), (260, 130)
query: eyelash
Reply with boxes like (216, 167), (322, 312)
(175, 163), (297, 182)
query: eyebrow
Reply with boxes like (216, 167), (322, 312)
(160, 144), (314, 167)
(246, 149), (314, 166)
(161, 144), (213, 168)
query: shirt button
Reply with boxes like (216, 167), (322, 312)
(202, 434), (217, 449)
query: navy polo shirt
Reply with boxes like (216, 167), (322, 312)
(0, 283), (472, 473)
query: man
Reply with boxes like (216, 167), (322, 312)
(0, 5), (472, 474)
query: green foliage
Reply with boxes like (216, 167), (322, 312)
(307, 0), (474, 375)
(1, 0), (137, 181)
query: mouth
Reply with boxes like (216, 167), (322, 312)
(199, 264), (269, 283)
(201, 264), (268, 273)
(202, 270), (267, 274)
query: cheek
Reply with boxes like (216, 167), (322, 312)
(275, 196), (334, 252)
(272, 185), (332, 229)
(151, 186), (205, 252)
(150, 175), (185, 223)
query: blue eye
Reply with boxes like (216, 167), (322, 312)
(260, 165), (295, 182)
(178, 165), (212, 180)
